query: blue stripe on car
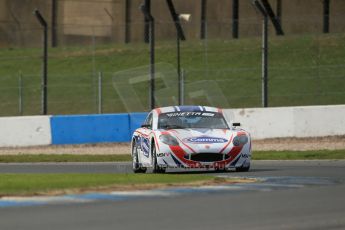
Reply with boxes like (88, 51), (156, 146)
(230, 154), (241, 166)
(177, 106), (203, 112)
(171, 154), (185, 168)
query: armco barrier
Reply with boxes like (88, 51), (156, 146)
(0, 116), (52, 147)
(50, 113), (148, 144)
(224, 104), (345, 139)
(0, 105), (344, 147)
(50, 114), (131, 144)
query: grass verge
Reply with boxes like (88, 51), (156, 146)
(0, 150), (345, 163)
(0, 174), (219, 196)
(252, 150), (345, 160)
(0, 154), (131, 163)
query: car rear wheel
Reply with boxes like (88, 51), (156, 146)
(152, 144), (166, 174)
(132, 142), (147, 173)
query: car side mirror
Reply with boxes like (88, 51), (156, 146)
(232, 122), (241, 127)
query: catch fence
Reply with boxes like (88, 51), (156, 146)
(0, 15), (344, 116)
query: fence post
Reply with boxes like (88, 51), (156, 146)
(262, 14), (268, 107)
(51, 0), (58, 47)
(149, 19), (155, 110)
(232, 0), (239, 39)
(252, 0), (269, 107)
(177, 31), (182, 105)
(18, 72), (23, 116)
(140, 3), (155, 110)
(143, 0), (151, 43)
(260, 0), (284, 35)
(323, 0), (330, 33)
(124, 0), (131, 43)
(200, 0), (207, 39)
(276, 0), (282, 26)
(98, 72), (103, 114)
(180, 69), (185, 105)
(33, 9), (48, 115)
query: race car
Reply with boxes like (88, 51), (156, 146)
(131, 106), (251, 173)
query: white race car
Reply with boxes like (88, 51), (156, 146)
(131, 106), (251, 173)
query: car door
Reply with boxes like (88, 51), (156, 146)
(139, 112), (153, 165)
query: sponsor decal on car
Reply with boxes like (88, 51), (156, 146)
(142, 138), (150, 157)
(241, 153), (250, 158)
(183, 136), (228, 144)
(166, 112), (215, 117)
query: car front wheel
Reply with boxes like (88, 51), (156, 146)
(152, 144), (166, 174)
(132, 142), (147, 173)
(235, 163), (250, 172)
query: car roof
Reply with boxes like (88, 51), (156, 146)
(156, 106), (222, 114)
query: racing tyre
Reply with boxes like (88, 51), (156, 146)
(235, 163), (250, 172)
(132, 142), (147, 173)
(215, 164), (228, 173)
(215, 167), (228, 173)
(152, 144), (166, 174)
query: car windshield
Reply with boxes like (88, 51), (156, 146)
(158, 112), (229, 129)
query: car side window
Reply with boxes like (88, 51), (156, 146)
(143, 113), (153, 129)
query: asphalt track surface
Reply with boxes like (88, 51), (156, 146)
(1, 160), (345, 230)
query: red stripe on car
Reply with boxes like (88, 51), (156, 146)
(172, 134), (196, 153)
(153, 132), (160, 152)
(227, 146), (243, 162)
(219, 134), (233, 154)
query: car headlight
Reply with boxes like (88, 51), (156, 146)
(159, 134), (179, 146)
(233, 135), (248, 146)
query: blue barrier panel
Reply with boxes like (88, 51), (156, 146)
(51, 114), (130, 144)
(129, 112), (148, 138)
